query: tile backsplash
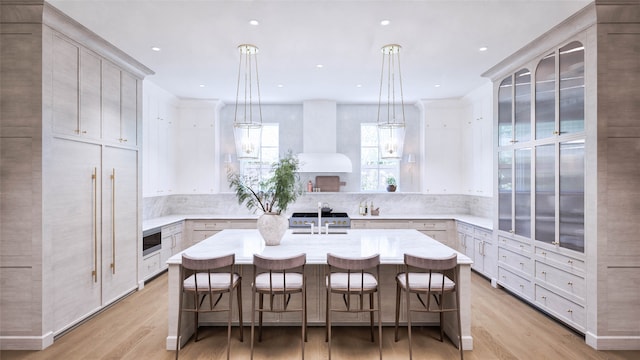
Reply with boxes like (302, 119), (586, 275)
(143, 193), (492, 220)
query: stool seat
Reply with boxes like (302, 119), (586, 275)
(255, 272), (304, 290)
(327, 272), (378, 290)
(396, 272), (455, 291)
(183, 273), (240, 291)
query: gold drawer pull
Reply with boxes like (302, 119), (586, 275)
(541, 251), (546, 256)
(519, 284), (524, 288)
(567, 309), (573, 314)
(541, 296), (546, 300)
(502, 255), (507, 259)
(519, 262), (524, 266)
(541, 271), (546, 275)
(567, 260), (573, 264)
(567, 282), (573, 286)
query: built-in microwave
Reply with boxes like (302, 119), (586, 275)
(142, 227), (162, 256)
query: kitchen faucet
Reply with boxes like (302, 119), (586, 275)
(317, 202), (322, 235)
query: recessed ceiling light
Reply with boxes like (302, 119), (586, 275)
(356, 84), (362, 88)
(479, 47), (488, 52)
(249, 19), (259, 26)
(199, 84), (205, 88)
(151, 46), (161, 52)
(434, 84), (441, 88)
(277, 84), (284, 88)
(316, 64), (324, 68)
(380, 20), (390, 26)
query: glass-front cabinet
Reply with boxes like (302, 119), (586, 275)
(497, 41), (585, 254)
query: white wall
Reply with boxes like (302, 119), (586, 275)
(143, 81), (493, 197)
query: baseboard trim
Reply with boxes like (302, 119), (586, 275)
(0, 332), (54, 350)
(586, 332), (640, 350)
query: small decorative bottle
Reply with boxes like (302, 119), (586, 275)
(307, 180), (313, 192)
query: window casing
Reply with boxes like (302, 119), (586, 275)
(360, 123), (399, 191)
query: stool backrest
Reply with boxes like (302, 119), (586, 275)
(404, 253), (457, 272)
(182, 253), (235, 271)
(253, 253), (306, 271)
(327, 253), (380, 271)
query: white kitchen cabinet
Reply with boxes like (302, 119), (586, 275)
(49, 141), (138, 333)
(350, 219), (455, 248)
(456, 221), (495, 281)
(185, 219), (257, 245)
(0, 3), (153, 349)
(143, 82), (178, 197)
(161, 221), (184, 266)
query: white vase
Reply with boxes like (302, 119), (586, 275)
(257, 212), (288, 246)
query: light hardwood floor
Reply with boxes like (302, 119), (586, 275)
(2, 272), (638, 360)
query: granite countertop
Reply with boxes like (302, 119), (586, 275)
(167, 228), (473, 266)
(143, 213), (492, 232)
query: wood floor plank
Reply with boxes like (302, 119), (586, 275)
(2, 272), (638, 359)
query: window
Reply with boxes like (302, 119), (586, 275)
(240, 123), (279, 186)
(361, 123), (399, 191)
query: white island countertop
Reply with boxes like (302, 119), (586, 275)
(167, 228), (472, 265)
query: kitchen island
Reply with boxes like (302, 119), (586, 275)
(165, 228), (473, 350)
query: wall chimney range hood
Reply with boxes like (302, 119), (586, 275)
(298, 100), (352, 173)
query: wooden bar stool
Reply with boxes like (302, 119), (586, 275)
(394, 253), (463, 360)
(325, 253), (382, 360)
(175, 253), (243, 360)
(250, 253), (307, 359)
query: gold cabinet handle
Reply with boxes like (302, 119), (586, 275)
(567, 282), (573, 286)
(541, 271), (546, 275)
(110, 168), (116, 274)
(567, 309), (573, 314)
(567, 260), (573, 264)
(92, 167), (98, 282)
(541, 296), (547, 300)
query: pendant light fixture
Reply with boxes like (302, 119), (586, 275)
(377, 44), (406, 159)
(233, 44), (262, 159)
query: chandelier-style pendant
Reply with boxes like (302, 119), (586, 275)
(377, 44), (405, 160)
(233, 44), (262, 159)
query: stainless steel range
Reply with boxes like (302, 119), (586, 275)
(289, 212), (351, 229)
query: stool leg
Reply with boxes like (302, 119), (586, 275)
(394, 282), (401, 342)
(369, 293), (374, 342)
(250, 287), (256, 359)
(258, 293), (264, 342)
(227, 289), (233, 360)
(377, 287), (382, 360)
(237, 281), (244, 342)
(175, 291), (183, 360)
(407, 288), (413, 360)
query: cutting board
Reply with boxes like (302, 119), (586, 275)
(315, 176), (345, 192)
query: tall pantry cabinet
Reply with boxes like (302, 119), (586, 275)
(0, 2), (153, 350)
(484, 2), (640, 350)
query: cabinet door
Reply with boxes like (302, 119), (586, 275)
(120, 72), (138, 145)
(50, 139), (102, 333)
(473, 238), (485, 273)
(79, 49), (102, 139)
(102, 147), (138, 305)
(102, 61), (122, 143)
(52, 35), (79, 135)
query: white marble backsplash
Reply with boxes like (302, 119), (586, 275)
(143, 193), (492, 220)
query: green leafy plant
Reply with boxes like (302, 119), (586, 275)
(228, 151), (303, 214)
(386, 176), (397, 186)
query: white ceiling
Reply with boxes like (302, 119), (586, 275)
(48, 0), (591, 104)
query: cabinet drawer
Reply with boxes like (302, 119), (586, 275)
(351, 220), (368, 229)
(498, 266), (533, 300)
(535, 285), (585, 331)
(192, 221), (228, 231)
(230, 219), (257, 229)
(456, 222), (474, 234)
(498, 247), (533, 276)
(142, 252), (161, 279)
(498, 235), (532, 254)
(162, 222), (183, 235)
(535, 247), (585, 275)
(535, 261), (585, 301)
(412, 220), (449, 231)
(474, 227), (492, 241)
